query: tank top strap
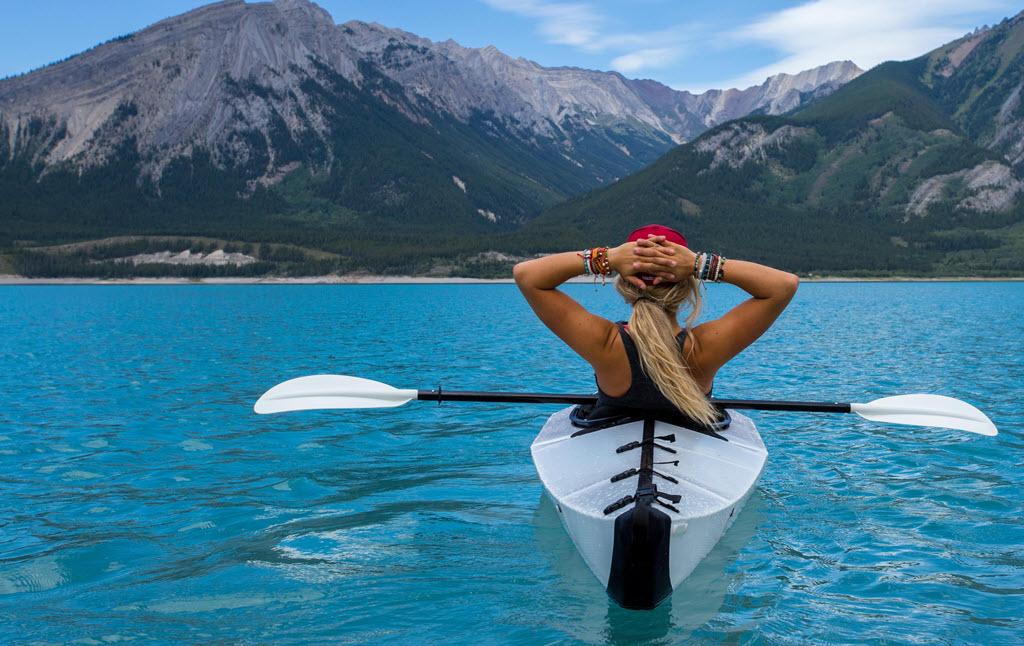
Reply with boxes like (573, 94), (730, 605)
(616, 322), (712, 397)
(614, 322), (642, 370)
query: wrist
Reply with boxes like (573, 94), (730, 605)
(678, 248), (697, 276)
(580, 246), (614, 277)
(692, 251), (727, 282)
(607, 244), (627, 275)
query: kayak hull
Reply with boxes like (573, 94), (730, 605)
(530, 406), (767, 609)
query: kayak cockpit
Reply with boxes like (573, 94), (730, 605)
(531, 406), (767, 609)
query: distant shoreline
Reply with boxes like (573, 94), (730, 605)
(1, 274), (1023, 285)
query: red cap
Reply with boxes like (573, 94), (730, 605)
(625, 224), (687, 286)
(627, 224), (686, 248)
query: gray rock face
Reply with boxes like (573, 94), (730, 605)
(0, 0), (860, 184)
(694, 122), (817, 171)
(1, 0), (358, 180)
(907, 160), (1024, 216)
(989, 82), (1024, 167)
(115, 249), (257, 266)
(630, 60), (862, 140)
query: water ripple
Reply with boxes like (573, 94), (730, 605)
(0, 283), (1021, 643)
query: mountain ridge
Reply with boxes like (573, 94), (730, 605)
(526, 12), (1024, 276)
(10, 0), (1020, 276)
(0, 0), (859, 191)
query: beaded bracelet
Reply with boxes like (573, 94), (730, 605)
(693, 252), (727, 282)
(593, 246), (612, 285)
(578, 249), (593, 275)
(592, 247), (612, 275)
(578, 247), (613, 285)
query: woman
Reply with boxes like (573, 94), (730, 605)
(513, 225), (799, 427)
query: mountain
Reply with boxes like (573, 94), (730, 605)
(626, 60), (860, 140)
(528, 12), (1024, 276)
(0, 0), (857, 275)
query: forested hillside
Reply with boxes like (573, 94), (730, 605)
(2, 1), (1023, 277)
(526, 14), (1024, 276)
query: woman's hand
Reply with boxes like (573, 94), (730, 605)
(608, 236), (685, 289)
(620, 235), (697, 286)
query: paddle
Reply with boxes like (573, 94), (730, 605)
(253, 375), (998, 436)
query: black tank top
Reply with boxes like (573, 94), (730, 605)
(595, 323), (713, 413)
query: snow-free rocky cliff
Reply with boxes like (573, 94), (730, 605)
(0, 0), (860, 196)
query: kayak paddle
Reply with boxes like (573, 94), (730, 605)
(253, 375), (998, 436)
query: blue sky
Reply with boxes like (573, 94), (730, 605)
(0, 1), (1017, 90)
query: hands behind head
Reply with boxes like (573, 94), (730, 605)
(609, 235), (697, 290)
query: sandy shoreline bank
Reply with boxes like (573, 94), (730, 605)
(1, 274), (1023, 285)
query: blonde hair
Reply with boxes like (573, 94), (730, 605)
(614, 276), (718, 426)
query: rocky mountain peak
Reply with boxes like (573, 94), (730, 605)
(763, 60), (861, 93)
(0, 0), (863, 213)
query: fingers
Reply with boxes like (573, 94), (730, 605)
(636, 237), (677, 256)
(645, 234), (686, 252)
(636, 236), (672, 248)
(632, 257), (677, 270)
(625, 275), (647, 290)
(634, 246), (675, 258)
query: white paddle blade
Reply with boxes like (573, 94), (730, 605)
(851, 394), (997, 436)
(254, 375), (418, 414)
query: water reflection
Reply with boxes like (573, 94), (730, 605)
(532, 491), (764, 643)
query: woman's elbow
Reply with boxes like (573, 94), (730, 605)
(512, 261), (531, 286)
(781, 272), (800, 298)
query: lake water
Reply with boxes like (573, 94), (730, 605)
(0, 282), (1021, 644)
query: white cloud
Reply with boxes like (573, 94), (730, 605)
(483, 0), (693, 73)
(702, 0), (1009, 90)
(484, 0), (602, 49)
(612, 47), (684, 74)
(486, 0), (1010, 91)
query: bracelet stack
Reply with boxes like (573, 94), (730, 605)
(578, 247), (613, 284)
(693, 252), (726, 282)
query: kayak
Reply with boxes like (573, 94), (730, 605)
(254, 376), (995, 610)
(530, 405), (767, 609)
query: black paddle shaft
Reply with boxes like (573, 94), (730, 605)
(416, 390), (851, 413)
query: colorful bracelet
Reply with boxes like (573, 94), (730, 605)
(579, 247), (613, 283)
(578, 249), (593, 275)
(578, 247), (613, 285)
(693, 252), (727, 282)
(593, 247), (612, 275)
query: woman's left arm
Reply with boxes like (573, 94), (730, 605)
(513, 241), (676, 363)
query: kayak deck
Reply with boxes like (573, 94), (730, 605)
(531, 406), (767, 609)
(532, 407), (765, 520)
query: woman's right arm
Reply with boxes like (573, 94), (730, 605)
(632, 240), (799, 373)
(694, 258), (799, 371)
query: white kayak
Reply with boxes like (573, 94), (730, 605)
(530, 406), (767, 609)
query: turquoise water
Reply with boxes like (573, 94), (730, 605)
(0, 283), (1021, 644)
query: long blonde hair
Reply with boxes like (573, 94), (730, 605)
(614, 276), (718, 426)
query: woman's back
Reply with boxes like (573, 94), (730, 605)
(513, 225), (799, 426)
(596, 323), (711, 414)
